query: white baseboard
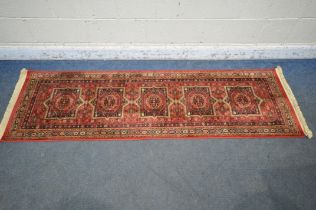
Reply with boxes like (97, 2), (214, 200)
(0, 44), (316, 60)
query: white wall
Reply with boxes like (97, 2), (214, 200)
(0, 0), (316, 59)
(0, 0), (315, 45)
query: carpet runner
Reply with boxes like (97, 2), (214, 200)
(0, 67), (312, 141)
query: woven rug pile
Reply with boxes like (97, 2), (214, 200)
(0, 67), (312, 141)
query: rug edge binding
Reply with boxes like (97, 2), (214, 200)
(275, 66), (313, 139)
(0, 68), (28, 140)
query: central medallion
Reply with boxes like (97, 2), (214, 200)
(139, 87), (170, 117)
(92, 88), (125, 118)
(183, 86), (216, 116)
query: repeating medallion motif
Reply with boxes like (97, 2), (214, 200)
(44, 88), (83, 119)
(139, 87), (170, 117)
(183, 86), (216, 116)
(91, 88), (126, 118)
(225, 86), (262, 115)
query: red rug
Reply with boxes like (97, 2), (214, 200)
(0, 67), (312, 141)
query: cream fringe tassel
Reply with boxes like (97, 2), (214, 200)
(0, 68), (28, 140)
(275, 66), (313, 139)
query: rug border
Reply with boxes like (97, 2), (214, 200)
(275, 66), (313, 139)
(0, 68), (28, 139)
(0, 134), (306, 143)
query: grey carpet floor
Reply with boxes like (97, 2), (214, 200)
(0, 60), (315, 210)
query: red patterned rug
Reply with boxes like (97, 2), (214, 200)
(0, 67), (312, 141)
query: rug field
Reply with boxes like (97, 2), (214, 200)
(0, 67), (312, 141)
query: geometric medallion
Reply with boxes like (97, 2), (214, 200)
(44, 88), (83, 119)
(91, 88), (125, 118)
(139, 87), (169, 117)
(183, 86), (216, 116)
(225, 86), (261, 115)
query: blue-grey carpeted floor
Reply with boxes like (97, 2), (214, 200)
(0, 60), (315, 210)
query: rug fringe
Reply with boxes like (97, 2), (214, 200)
(0, 68), (28, 140)
(275, 66), (313, 139)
